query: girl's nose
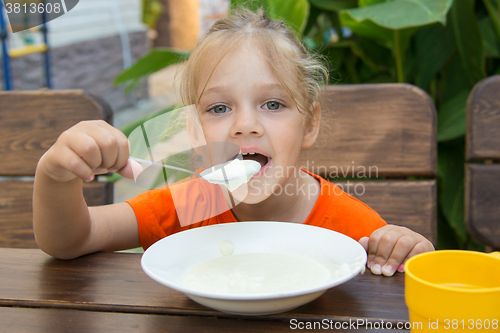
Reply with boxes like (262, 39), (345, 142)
(230, 107), (264, 137)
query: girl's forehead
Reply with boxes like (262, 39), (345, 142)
(196, 42), (287, 99)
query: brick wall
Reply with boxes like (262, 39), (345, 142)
(1, 30), (149, 111)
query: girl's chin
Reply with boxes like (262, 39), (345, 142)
(230, 183), (274, 205)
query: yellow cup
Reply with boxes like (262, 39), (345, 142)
(404, 250), (500, 332)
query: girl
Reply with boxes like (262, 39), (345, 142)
(33, 8), (434, 276)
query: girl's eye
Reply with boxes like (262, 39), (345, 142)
(210, 105), (229, 114)
(265, 101), (282, 111)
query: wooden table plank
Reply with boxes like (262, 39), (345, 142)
(0, 249), (409, 323)
(0, 307), (409, 333)
(0, 307), (286, 333)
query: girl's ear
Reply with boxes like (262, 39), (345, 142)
(301, 102), (321, 149)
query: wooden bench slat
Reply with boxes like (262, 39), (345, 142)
(466, 75), (500, 160)
(334, 180), (437, 245)
(300, 84), (437, 177)
(0, 90), (112, 176)
(0, 181), (114, 249)
(465, 164), (500, 250)
(0, 179), (437, 248)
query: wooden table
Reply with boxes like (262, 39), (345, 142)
(0, 249), (410, 332)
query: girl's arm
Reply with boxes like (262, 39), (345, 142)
(33, 120), (140, 259)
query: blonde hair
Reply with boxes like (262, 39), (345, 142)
(180, 7), (329, 122)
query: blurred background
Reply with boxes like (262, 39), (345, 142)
(0, 0), (230, 112)
(1, 0), (499, 251)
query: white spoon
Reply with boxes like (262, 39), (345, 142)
(129, 157), (261, 191)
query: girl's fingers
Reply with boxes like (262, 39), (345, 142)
(368, 230), (398, 275)
(67, 121), (129, 175)
(42, 120), (130, 182)
(366, 225), (435, 276)
(405, 239), (435, 261)
(358, 237), (369, 252)
(64, 131), (103, 171)
(379, 235), (415, 276)
(85, 124), (120, 171)
(109, 133), (130, 172)
(366, 228), (384, 269)
(94, 121), (130, 172)
(48, 145), (94, 182)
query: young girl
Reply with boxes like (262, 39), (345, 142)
(33, 8), (434, 276)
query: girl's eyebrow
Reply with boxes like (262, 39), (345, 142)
(256, 83), (289, 96)
(201, 83), (289, 98)
(201, 85), (227, 96)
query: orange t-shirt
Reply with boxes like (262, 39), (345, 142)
(126, 169), (387, 250)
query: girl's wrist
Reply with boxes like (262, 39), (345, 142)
(36, 154), (81, 186)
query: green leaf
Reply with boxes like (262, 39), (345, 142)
(439, 52), (473, 104)
(437, 209), (460, 249)
(270, 0), (309, 33)
(362, 72), (394, 83)
(114, 49), (189, 87)
(309, 0), (358, 11)
(350, 36), (392, 70)
(231, 0), (310, 34)
(483, 0), (500, 47)
(438, 137), (467, 243)
(358, 0), (387, 7)
(304, 12), (333, 46)
(449, 0), (486, 86)
(340, 0), (452, 30)
(319, 44), (347, 82)
(142, 0), (163, 29)
(414, 22), (455, 90)
(437, 91), (468, 142)
(339, 0), (452, 82)
(479, 17), (500, 57)
(303, 3), (323, 36)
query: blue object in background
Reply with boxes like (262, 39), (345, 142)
(0, 0), (53, 90)
(0, 1), (12, 90)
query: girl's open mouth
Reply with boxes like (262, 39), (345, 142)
(241, 152), (268, 168)
(241, 152), (271, 178)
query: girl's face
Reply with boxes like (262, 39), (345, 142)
(196, 41), (319, 204)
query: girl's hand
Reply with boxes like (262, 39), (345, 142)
(358, 225), (434, 277)
(39, 120), (135, 183)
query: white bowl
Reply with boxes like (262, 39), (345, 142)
(141, 222), (367, 315)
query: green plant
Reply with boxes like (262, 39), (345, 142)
(116, 0), (500, 250)
(142, 0), (163, 29)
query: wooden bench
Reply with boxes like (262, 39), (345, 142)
(301, 83), (437, 245)
(0, 91), (114, 248)
(0, 85), (437, 249)
(465, 75), (500, 251)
